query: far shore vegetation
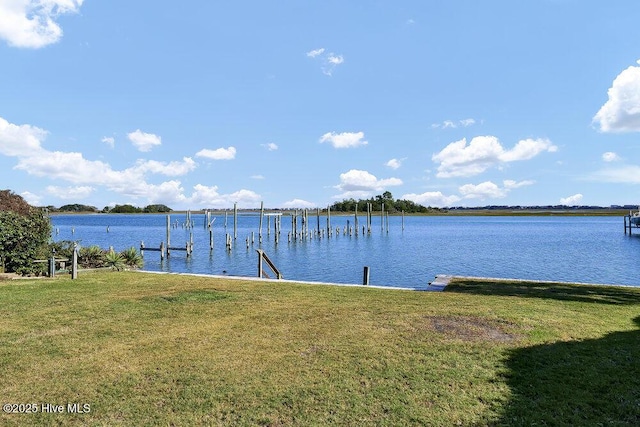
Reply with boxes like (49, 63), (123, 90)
(36, 191), (635, 216)
(1, 271), (638, 425)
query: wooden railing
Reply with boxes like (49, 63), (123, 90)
(256, 249), (282, 279)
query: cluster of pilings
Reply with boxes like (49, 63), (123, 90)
(140, 202), (405, 257)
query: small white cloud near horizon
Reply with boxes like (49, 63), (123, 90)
(459, 179), (535, 200)
(196, 146), (237, 160)
(20, 190), (41, 206)
(401, 191), (461, 207)
(282, 199), (317, 209)
(433, 136), (557, 178)
(320, 131), (367, 148)
(262, 142), (278, 151)
(602, 151), (621, 162)
(46, 185), (94, 200)
(560, 194), (583, 206)
(593, 59), (640, 133)
(127, 129), (162, 152)
(101, 136), (115, 148)
(335, 169), (402, 195)
(251, 175), (265, 180)
(0, 0), (84, 49)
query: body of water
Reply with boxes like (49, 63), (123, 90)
(49, 213), (640, 289)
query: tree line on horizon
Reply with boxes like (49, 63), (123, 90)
(44, 203), (173, 214)
(329, 191), (437, 213)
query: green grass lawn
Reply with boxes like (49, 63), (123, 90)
(1, 272), (639, 426)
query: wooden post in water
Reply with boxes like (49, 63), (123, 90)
(160, 242), (165, 260)
(327, 206), (331, 237)
(259, 201), (264, 242)
(402, 210), (405, 231)
(354, 205), (358, 234)
(363, 266), (370, 285)
(166, 214), (171, 257)
(233, 202), (238, 240)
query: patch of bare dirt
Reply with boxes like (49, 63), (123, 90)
(425, 315), (520, 343)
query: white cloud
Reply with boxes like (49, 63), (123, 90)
(196, 146), (236, 160)
(16, 151), (118, 184)
(189, 185), (261, 208)
(327, 54), (344, 65)
(306, 48), (325, 58)
(459, 180), (535, 200)
(282, 199), (317, 209)
(20, 190), (41, 206)
(593, 60), (640, 133)
(307, 47), (344, 76)
(560, 194), (583, 206)
(400, 191), (460, 207)
(503, 179), (535, 190)
(335, 169), (402, 193)
(132, 157), (196, 176)
(0, 0), (84, 49)
(320, 131), (368, 148)
(0, 116), (264, 208)
(251, 174), (265, 180)
(432, 118), (477, 129)
(602, 151), (621, 162)
(589, 165), (640, 184)
(101, 136), (115, 148)
(46, 185), (94, 200)
(386, 158), (402, 169)
(459, 181), (507, 199)
(432, 136), (557, 178)
(0, 116), (47, 156)
(262, 142), (278, 151)
(127, 129), (162, 152)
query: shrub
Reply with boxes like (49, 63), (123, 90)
(104, 249), (125, 271)
(121, 247), (143, 268)
(0, 209), (51, 275)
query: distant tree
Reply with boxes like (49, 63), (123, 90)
(329, 192), (430, 214)
(143, 204), (172, 213)
(0, 190), (51, 274)
(59, 204), (98, 212)
(110, 204), (142, 213)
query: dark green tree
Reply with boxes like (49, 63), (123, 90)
(110, 204), (142, 213)
(0, 191), (51, 274)
(143, 204), (172, 213)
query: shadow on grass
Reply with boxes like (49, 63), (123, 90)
(496, 316), (640, 426)
(446, 279), (640, 306)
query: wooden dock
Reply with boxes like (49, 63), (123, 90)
(416, 274), (454, 292)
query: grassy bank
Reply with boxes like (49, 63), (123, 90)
(1, 272), (639, 426)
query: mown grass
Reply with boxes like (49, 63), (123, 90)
(1, 272), (639, 426)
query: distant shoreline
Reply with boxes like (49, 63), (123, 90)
(47, 207), (632, 217)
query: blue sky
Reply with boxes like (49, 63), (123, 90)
(1, 1), (640, 210)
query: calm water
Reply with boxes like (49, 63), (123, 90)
(49, 213), (640, 288)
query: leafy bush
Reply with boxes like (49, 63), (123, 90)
(0, 209), (51, 275)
